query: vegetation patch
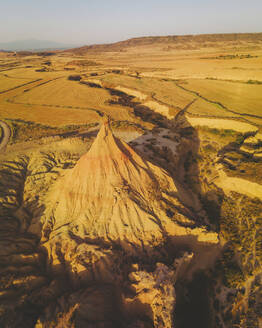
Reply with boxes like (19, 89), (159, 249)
(201, 54), (258, 60)
(66, 60), (100, 67)
(67, 74), (82, 81)
(4, 119), (98, 144)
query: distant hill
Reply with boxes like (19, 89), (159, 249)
(66, 32), (262, 54)
(0, 39), (80, 51)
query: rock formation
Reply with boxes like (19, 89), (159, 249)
(36, 118), (219, 327)
(0, 118), (219, 328)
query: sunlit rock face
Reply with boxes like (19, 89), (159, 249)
(0, 118), (219, 328)
(43, 118), (217, 250)
(31, 118), (219, 328)
(43, 118), (173, 250)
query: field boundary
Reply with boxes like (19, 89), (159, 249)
(174, 81), (262, 120)
(0, 78), (42, 94)
(6, 98), (104, 118)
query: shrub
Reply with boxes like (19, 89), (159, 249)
(36, 52), (55, 56)
(67, 75), (82, 81)
(247, 80), (262, 85)
(35, 68), (47, 72)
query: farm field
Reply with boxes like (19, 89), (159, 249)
(0, 74), (31, 92)
(139, 52), (262, 80)
(182, 78), (262, 117)
(0, 34), (261, 142)
(0, 34), (262, 132)
(12, 77), (137, 121)
(95, 73), (195, 109)
(0, 45), (262, 148)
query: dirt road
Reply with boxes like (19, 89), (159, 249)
(0, 121), (11, 151)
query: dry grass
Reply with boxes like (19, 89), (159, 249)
(2, 66), (65, 80)
(15, 78), (110, 108)
(187, 98), (240, 118)
(216, 166), (262, 200)
(0, 75), (31, 92)
(93, 73), (195, 109)
(1, 40), (262, 135)
(0, 79), (101, 126)
(0, 71), (141, 127)
(90, 73), (262, 128)
(139, 51), (262, 81)
(0, 102), (100, 126)
(187, 116), (258, 133)
(13, 77), (136, 121)
(184, 79), (262, 117)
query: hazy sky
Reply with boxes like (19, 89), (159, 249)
(0, 0), (262, 45)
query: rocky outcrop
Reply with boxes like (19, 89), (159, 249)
(44, 119), (217, 242)
(124, 263), (176, 328)
(32, 118), (218, 327)
(0, 118), (219, 327)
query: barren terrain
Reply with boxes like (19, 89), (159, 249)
(0, 33), (262, 328)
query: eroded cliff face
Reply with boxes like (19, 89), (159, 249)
(43, 119), (217, 249)
(36, 119), (218, 327)
(0, 119), (220, 328)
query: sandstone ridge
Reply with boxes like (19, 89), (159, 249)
(43, 118), (218, 252)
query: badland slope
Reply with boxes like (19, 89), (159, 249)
(0, 118), (220, 328)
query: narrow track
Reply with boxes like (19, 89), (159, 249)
(0, 121), (11, 151)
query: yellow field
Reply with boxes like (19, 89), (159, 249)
(186, 98), (240, 118)
(0, 39), (262, 134)
(89, 73), (261, 126)
(2, 67), (66, 80)
(94, 73), (195, 109)
(183, 79), (262, 117)
(15, 78), (111, 107)
(0, 101), (100, 126)
(0, 74), (32, 92)
(187, 116), (258, 133)
(12, 77), (137, 122)
(139, 52), (262, 81)
(0, 68), (138, 127)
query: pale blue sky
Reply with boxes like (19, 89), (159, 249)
(0, 0), (261, 45)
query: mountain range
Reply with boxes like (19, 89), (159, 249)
(0, 39), (80, 51)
